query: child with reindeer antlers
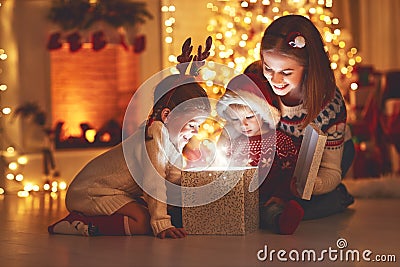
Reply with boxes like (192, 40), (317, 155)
(48, 37), (212, 239)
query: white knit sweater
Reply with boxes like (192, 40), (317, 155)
(65, 121), (182, 236)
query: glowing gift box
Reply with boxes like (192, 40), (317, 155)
(181, 167), (259, 235)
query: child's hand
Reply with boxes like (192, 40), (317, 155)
(157, 227), (187, 239)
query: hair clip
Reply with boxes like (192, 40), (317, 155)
(286, 32), (306, 49)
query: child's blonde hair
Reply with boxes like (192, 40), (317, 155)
(216, 74), (280, 129)
(226, 103), (254, 114)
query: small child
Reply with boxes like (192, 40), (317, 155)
(48, 37), (212, 238)
(216, 73), (304, 235)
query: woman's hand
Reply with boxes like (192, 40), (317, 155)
(157, 227), (187, 239)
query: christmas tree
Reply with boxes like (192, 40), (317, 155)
(181, 0), (363, 163)
(206, 0), (362, 90)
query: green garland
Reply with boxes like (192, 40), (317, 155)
(48, 0), (153, 31)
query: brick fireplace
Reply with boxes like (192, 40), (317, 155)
(50, 44), (139, 148)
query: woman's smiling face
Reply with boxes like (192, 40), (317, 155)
(262, 50), (305, 102)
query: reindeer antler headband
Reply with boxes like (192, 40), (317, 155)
(156, 36), (212, 112)
(176, 36), (212, 76)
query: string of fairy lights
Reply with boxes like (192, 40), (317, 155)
(0, 1), (67, 197)
(0, 0), (14, 196)
(161, 0), (177, 67)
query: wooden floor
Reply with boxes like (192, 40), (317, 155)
(0, 193), (399, 267)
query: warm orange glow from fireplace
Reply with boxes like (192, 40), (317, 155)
(50, 44), (139, 141)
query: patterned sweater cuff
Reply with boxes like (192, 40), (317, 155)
(151, 219), (174, 236)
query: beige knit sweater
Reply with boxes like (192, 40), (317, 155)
(65, 121), (182, 236)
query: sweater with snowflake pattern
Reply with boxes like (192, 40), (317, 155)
(227, 130), (298, 203)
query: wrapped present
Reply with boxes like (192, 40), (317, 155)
(181, 167), (259, 235)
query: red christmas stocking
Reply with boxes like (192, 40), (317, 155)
(133, 35), (146, 54)
(67, 32), (82, 52)
(47, 32), (63, 50)
(92, 31), (107, 51)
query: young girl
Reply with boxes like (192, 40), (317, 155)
(48, 38), (212, 239)
(216, 73), (303, 235)
(259, 14), (354, 219)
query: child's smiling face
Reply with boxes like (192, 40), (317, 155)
(226, 104), (263, 137)
(164, 109), (207, 152)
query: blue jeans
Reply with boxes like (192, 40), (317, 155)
(296, 183), (354, 220)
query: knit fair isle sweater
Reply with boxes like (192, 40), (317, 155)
(278, 88), (347, 194)
(228, 130), (298, 203)
(65, 121), (182, 236)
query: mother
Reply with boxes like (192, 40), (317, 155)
(246, 15), (355, 221)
